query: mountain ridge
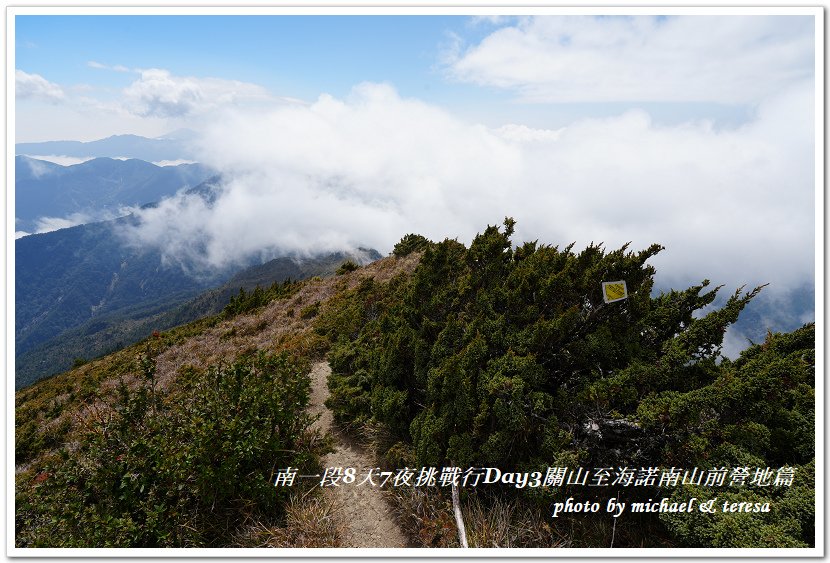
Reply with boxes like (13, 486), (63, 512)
(14, 231), (815, 548)
(16, 133), (196, 162)
(16, 155), (213, 233)
(15, 247), (381, 389)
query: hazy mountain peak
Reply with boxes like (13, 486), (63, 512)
(155, 128), (199, 141)
(16, 133), (197, 162)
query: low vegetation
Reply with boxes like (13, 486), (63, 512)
(223, 280), (300, 318)
(16, 347), (322, 547)
(320, 219), (815, 548)
(336, 260), (359, 275)
(15, 219), (815, 549)
(15, 249), (419, 548)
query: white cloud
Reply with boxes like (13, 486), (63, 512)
(447, 15), (814, 104)
(24, 154), (95, 166)
(152, 159), (197, 167)
(17, 66), (298, 141)
(20, 156), (55, 179)
(31, 206), (139, 235)
(122, 68), (275, 118)
(469, 15), (517, 27)
(16, 100), (173, 142)
(87, 60), (131, 72)
(493, 123), (563, 143)
(123, 83), (522, 270)
(722, 326), (754, 360)
(16, 70), (65, 102)
(15, 231), (31, 239)
(123, 82), (814, 300)
(33, 212), (94, 234)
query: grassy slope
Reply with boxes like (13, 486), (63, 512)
(15, 253), (420, 482)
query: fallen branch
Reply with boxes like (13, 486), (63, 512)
(451, 475), (468, 548)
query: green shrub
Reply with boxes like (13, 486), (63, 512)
(300, 301), (321, 320)
(319, 219), (814, 548)
(393, 233), (432, 256)
(223, 280), (299, 318)
(16, 350), (317, 547)
(336, 260), (359, 275)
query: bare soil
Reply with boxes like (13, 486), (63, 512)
(308, 362), (409, 548)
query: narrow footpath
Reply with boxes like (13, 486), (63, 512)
(308, 362), (408, 548)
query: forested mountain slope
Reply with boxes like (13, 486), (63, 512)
(16, 248), (380, 388)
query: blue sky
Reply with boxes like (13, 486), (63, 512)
(15, 14), (812, 141)
(17, 16), (463, 101)
(13, 12), (818, 352)
(17, 15), (512, 139)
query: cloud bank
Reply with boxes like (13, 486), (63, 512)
(123, 68), (277, 118)
(125, 80), (814, 297)
(16, 70), (65, 102)
(446, 15), (814, 104)
(17, 66), (284, 138)
(24, 154), (96, 166)
(32, 212), (96, 234)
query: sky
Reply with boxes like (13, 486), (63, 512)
(16, 14), (813, 141)
(13, 11), (819, 337)
(16, 15), (524, 141)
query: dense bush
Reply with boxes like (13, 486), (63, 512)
(321, 219), (815, 548)
(16, 349), (317, 547)
(336, 260), (359, 275)
(650, 326), (815, 547)
(223, 280), (299, 318)
(393, 233), (432, 257)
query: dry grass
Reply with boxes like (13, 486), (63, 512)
(153, 254), (420, 391)
(464, 494), (568, 548)
(388, 486), (459, 548)
(563, 510), (676, 548)
(233, 493), (343, 548)
(387, 482), (570, 548)
(463, 492), (674, 548)
(464, 495), (514, 548)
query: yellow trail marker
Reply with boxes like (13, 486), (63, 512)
(602, 280), (628, 303)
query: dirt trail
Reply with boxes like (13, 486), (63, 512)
(308, 362), (409, 548)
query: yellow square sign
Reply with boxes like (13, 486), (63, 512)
(602, 280), (628, 303)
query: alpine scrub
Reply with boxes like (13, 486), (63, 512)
(321, 219), (815, 548)
(16, 349), (318, 547)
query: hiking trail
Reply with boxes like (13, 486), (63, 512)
(308, 362), (408, 548)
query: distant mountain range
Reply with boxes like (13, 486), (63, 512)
(16, 155), (213, 233)
(15, 200), (381, 388)
(16, 214), (225, 361)
(15, 246), (380, 389)
(14, 142), (383, 388)
(16, 131), (198, 162)
(14, 131), (812, 387)
(725, 282), (814, 352)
